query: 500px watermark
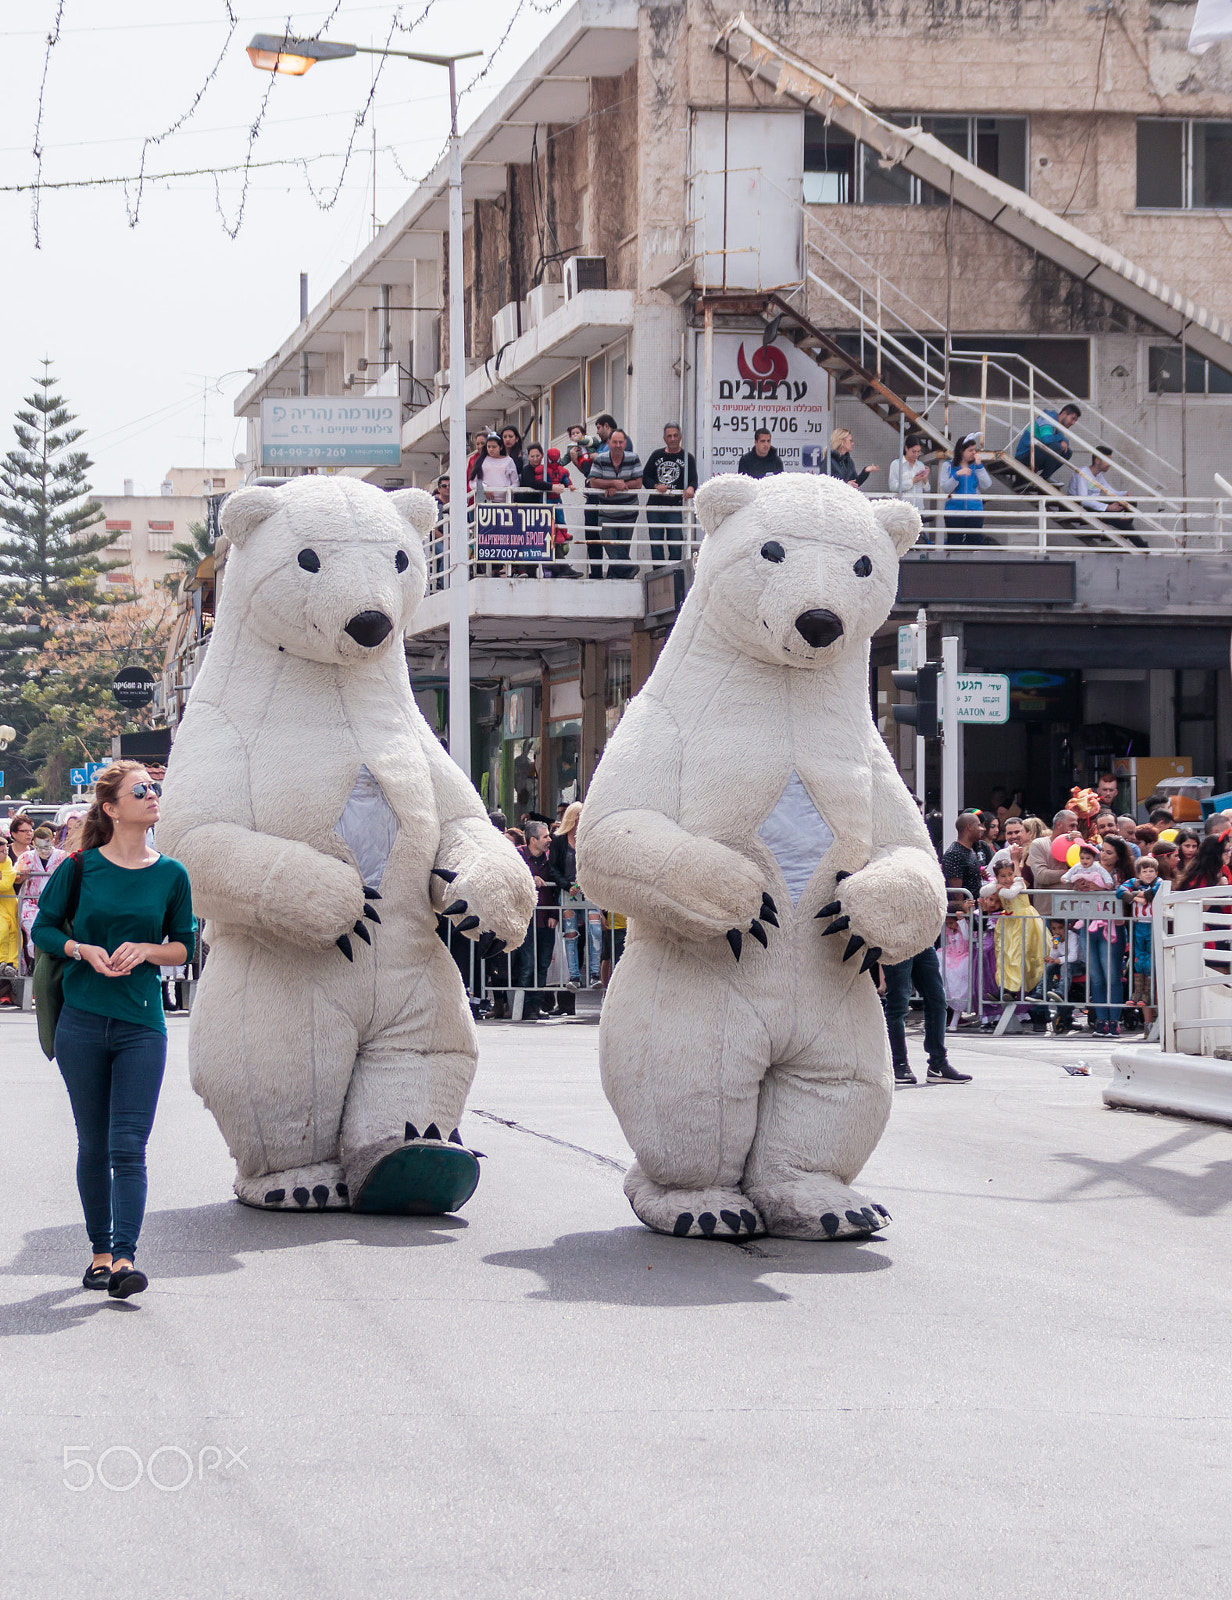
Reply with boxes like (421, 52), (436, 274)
(62, 1445), (249, 1492)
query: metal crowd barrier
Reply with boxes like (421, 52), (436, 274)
(439, 895), (621, 1017)
(931, 885), (1160, 1040)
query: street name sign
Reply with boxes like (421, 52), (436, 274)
(897, 625), (915, 672)
(946, 673), (1010, 724)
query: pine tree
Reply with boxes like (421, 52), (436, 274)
(0, 362), (114, 792)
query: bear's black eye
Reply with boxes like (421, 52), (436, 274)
(760, 541), (786, 564)
(297, 549), (320, 573)
(395, 550), (409, 573)
(853, 555), (872, 577)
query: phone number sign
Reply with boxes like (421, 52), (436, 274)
(701, 333), (830, 475)
(475, 504), (554, 562)
(260, 398), (401, 466)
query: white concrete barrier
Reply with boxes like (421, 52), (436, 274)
(1106, 1047), (1232, 1126)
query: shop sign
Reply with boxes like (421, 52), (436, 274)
(260, 398), (401, 466)
(475, 505), (554, 563)
(700, 333), (829, 476)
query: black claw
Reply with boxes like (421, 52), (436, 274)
(487, 938), (506, 956)
(457, 915), (480, 932)
(868, 962), (881, 986)
(845, 1209), (868, 1229)
(405, 1122), (419, 1141)
(697, 1212), (717, 1237)
(293, 1187), (310, 1208)
(720, 1209), (743, 1233)
(673, 1212), (694, 1237)
(861, 1207), (881, 1230)
(264, 1189), (285, 1205)
(859, 946), (880, 974)
(748, 920), (768, 948)
(362, 904), (381, 923)
(312, 1185), (330, 1208)
(820, 915), (850, 936)
(726, 928), (743, 962)
(816, 900), (842, 919)
(352, 920), (371, 944)
(739, 1209), (758, 1234)
(363, 885), (382, 900)
(449, 1129), (463, 1145)
(820, 1212), (841, 1237)
(842, 935), (865, 962)
(761, 892), (777, 917)
(476, 932), (497, 959)
(336, 1183), (348, 1199)
(873, 1205), (891, 1220)
(336, 934), (353, 961)
(760, 908), (779, 928)
(443, 899), (468, 917)
(423, 1122), (442, 1142)
(431, 868), (457, 883)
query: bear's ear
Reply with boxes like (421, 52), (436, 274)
(387, 487), (438, 539)
(872, 498), (922, 557)
(694, 473), (760, 535)
(220, 486), (283, 547)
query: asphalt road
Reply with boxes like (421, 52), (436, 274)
(2, 1009), (1228, 1599)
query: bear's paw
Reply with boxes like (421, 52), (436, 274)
(234, 1162), (350, 1211)
(623, 1162), (763, 1240)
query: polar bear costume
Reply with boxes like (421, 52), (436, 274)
(158, 476), (534, 1215)
(577, 473), (945, 1242)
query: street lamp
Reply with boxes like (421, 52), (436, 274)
(248, 33), (481, 778)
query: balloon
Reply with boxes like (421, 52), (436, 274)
(1051, 836), (1071, 862)
(1067, 843), (1083, 867)
(1158, 828), (1178, 842)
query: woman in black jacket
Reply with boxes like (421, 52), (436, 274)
(827, 427), (879, 489)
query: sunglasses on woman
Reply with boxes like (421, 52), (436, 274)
(129, 782), (162, 799)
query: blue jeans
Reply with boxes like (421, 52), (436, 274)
(883, 947), (947, 1068)
(1087, 927), (1126, 1026)
(647, 504), (683, 564)
(55, 1005), (167, 1261)
(563, 909), (582, 983)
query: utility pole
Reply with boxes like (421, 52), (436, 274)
(914, 606), (927, 804)
(445, 57), (471, 778)
(941, 634), (960, 846)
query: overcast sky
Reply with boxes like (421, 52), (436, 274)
(1, 2), (562, 496)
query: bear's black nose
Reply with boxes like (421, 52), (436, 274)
(345, 610), (394, 648)
(794, 608), (844, 649)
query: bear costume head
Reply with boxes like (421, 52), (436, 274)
(691, 473), (921, 670)
(218, 476), (436, 667)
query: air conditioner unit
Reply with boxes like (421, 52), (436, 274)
(491, 300), (523, 352)
(563, 256), (607, 298)
(525, 282), (565, 328)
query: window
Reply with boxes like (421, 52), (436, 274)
(804, 114), (1027, 205)
(550, 368), (582, 438)
(1148, 345), (1232, 396)
(586, 354), (606, 417)
(1137, 120), (1232, 209)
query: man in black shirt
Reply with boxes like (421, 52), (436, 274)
(940, 812), (985, 901)
(641, 424), (698, 564)
(737, 428), (784, 478)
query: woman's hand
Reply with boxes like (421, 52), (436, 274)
(107, 941), (157, 975)
(75, 943), (120, 977)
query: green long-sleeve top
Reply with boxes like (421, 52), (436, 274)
(33, 850), (195, 1035)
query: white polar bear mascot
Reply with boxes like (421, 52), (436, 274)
(158, 476), (534, 1216)
(577, 472), (945, 1242)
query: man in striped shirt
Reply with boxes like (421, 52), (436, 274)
(586, 429), (643, 579)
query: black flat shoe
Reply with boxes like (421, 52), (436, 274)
(108, 1266), (148, 1299)
(83, 1265), (112, 1290)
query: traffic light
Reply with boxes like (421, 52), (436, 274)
(892, 663), (939, 740)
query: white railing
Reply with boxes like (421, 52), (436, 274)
(1156, 887), (1232, 1056)
(423, 491), (1232, 587)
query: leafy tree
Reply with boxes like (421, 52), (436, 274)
(0, 362), (115, 790)
(19, 589), (175, 799)
(164, 518), (214, 583)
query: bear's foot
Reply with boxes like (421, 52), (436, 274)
(235, 1162), (351, 1211)
(623, 1161), (763, 1240)
(348, 1129), (480, 1216)
(744, 1172), (890, 1241)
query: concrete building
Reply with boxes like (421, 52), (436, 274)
(95, 466), (244, 594)
(235, 0), (1232, 818)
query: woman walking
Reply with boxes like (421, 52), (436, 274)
(33, 763), (194, 1299)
